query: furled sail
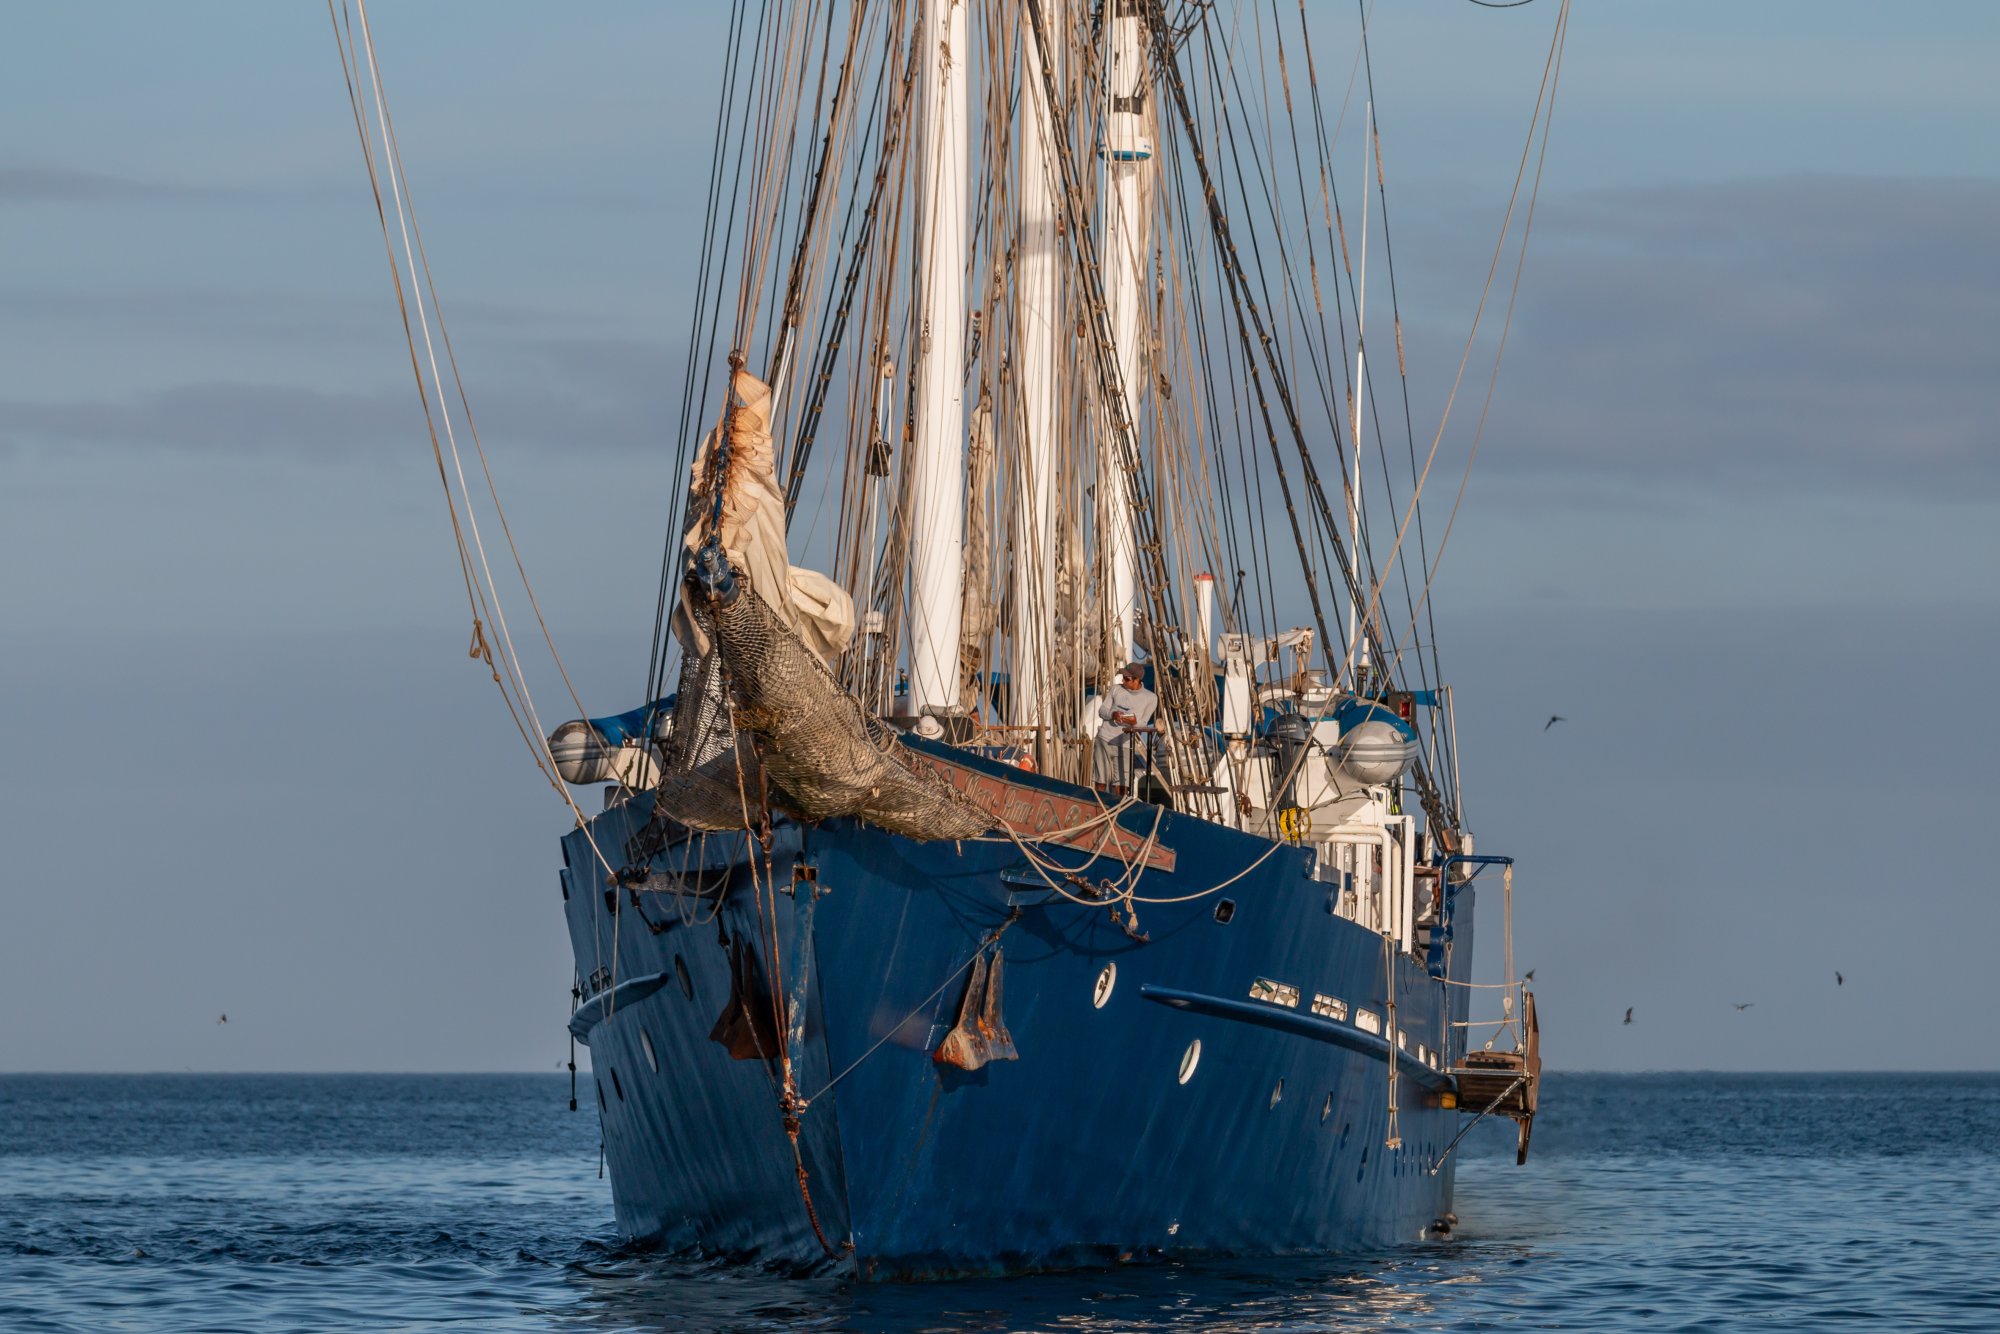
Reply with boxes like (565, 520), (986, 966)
(654, 369), (988, 842)
(678, 369), (855, 664)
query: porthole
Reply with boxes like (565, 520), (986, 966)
(596, 1081), (606, 1113)
(1213, 899), (1236, 924)
(1321, 1092), (1334, 1123)
(675, 954), (693, 999)
(1093, 962), (1117, 1009)
(1269, 1078), (1284, 1109)
(640, 1028), (659, 1073)
(1177, 1039), (1202, 1084)
(609, 1066), (625, 1102)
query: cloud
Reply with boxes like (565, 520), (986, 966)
(0, 362), (676, 462)
(0, 234), (762, 463)
(0, 286), (607, 343)
(4, 382), (421, 457)
(1402, 176), (2000, 500)
(11, 174), (1993, 502)
(0, 164), (220, 205)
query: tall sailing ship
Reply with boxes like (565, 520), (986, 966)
(334, 0), (1559, 1280)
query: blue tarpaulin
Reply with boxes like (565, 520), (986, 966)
(588, 696), (675, 745)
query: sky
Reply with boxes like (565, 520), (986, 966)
(2, 2), (1995, 1073)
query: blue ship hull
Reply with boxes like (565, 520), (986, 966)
(559, 744), (1477, 1280)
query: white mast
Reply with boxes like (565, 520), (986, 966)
(1347, 99), (1372, 685)
(910, 0), (968, 732)
(1102, 0), (1152, 670)
(1011, 0), (1062, 736)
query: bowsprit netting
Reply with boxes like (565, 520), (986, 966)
(649, 616), (766, 832)
(654, 573), (990, 842)
(647, 364), (990, 842)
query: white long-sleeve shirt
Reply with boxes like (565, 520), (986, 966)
(1095, 681), (1158, 742)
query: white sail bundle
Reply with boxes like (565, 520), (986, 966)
(679, 369), (855, 665)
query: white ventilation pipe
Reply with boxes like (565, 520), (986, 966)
(1194, 572), (1216, 667)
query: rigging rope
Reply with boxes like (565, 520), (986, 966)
(1388, 0), (1570, 687)
(330, 0), (636, 1011)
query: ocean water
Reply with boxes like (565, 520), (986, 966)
(2, 1073), (1996, 1332)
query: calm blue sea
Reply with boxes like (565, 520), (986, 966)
(2, 1073), (1995, 1332)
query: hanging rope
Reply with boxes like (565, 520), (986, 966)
(328, 0), (637, 1017)
(1388, 0), (1571, 680)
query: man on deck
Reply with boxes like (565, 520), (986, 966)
(1093, 662), (1158, 794)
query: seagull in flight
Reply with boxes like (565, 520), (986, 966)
(1544, 715), (1566, 731)
(1622, 1007), (1633, 1025)
(1836, 972), (1844, 986)
(216, 1014), (228, 1025)
(1524, 969), (1535, 983)
(1733, 1003), (1754, 1012)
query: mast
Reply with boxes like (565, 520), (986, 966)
(1011, 0), (1062, 737)
(1346, 99), (1372, 686)
(1352, 100), (1368, 688)
(910, 0), (968, 732)
(1101, 0), (1152, 669)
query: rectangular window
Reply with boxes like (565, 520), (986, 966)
(1311, 993), (1349, 1021)
(1249, 977), (1301, 1008)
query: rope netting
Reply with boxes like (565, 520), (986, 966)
(656, 576), (990, 841)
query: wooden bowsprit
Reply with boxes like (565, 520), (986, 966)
(904, 751), (1178, 872)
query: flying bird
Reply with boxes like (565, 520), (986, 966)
(1524, 969), (1535, 983)
(1544, 715), (1566, 731)
(1836, 972), (1844, 986)
(216, 1014), (227, 1025)
(1622, 1007), (1633, 1025)
(1733, 1003), (1754, 1012)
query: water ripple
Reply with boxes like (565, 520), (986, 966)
(1, 1074), (1995, 1332)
